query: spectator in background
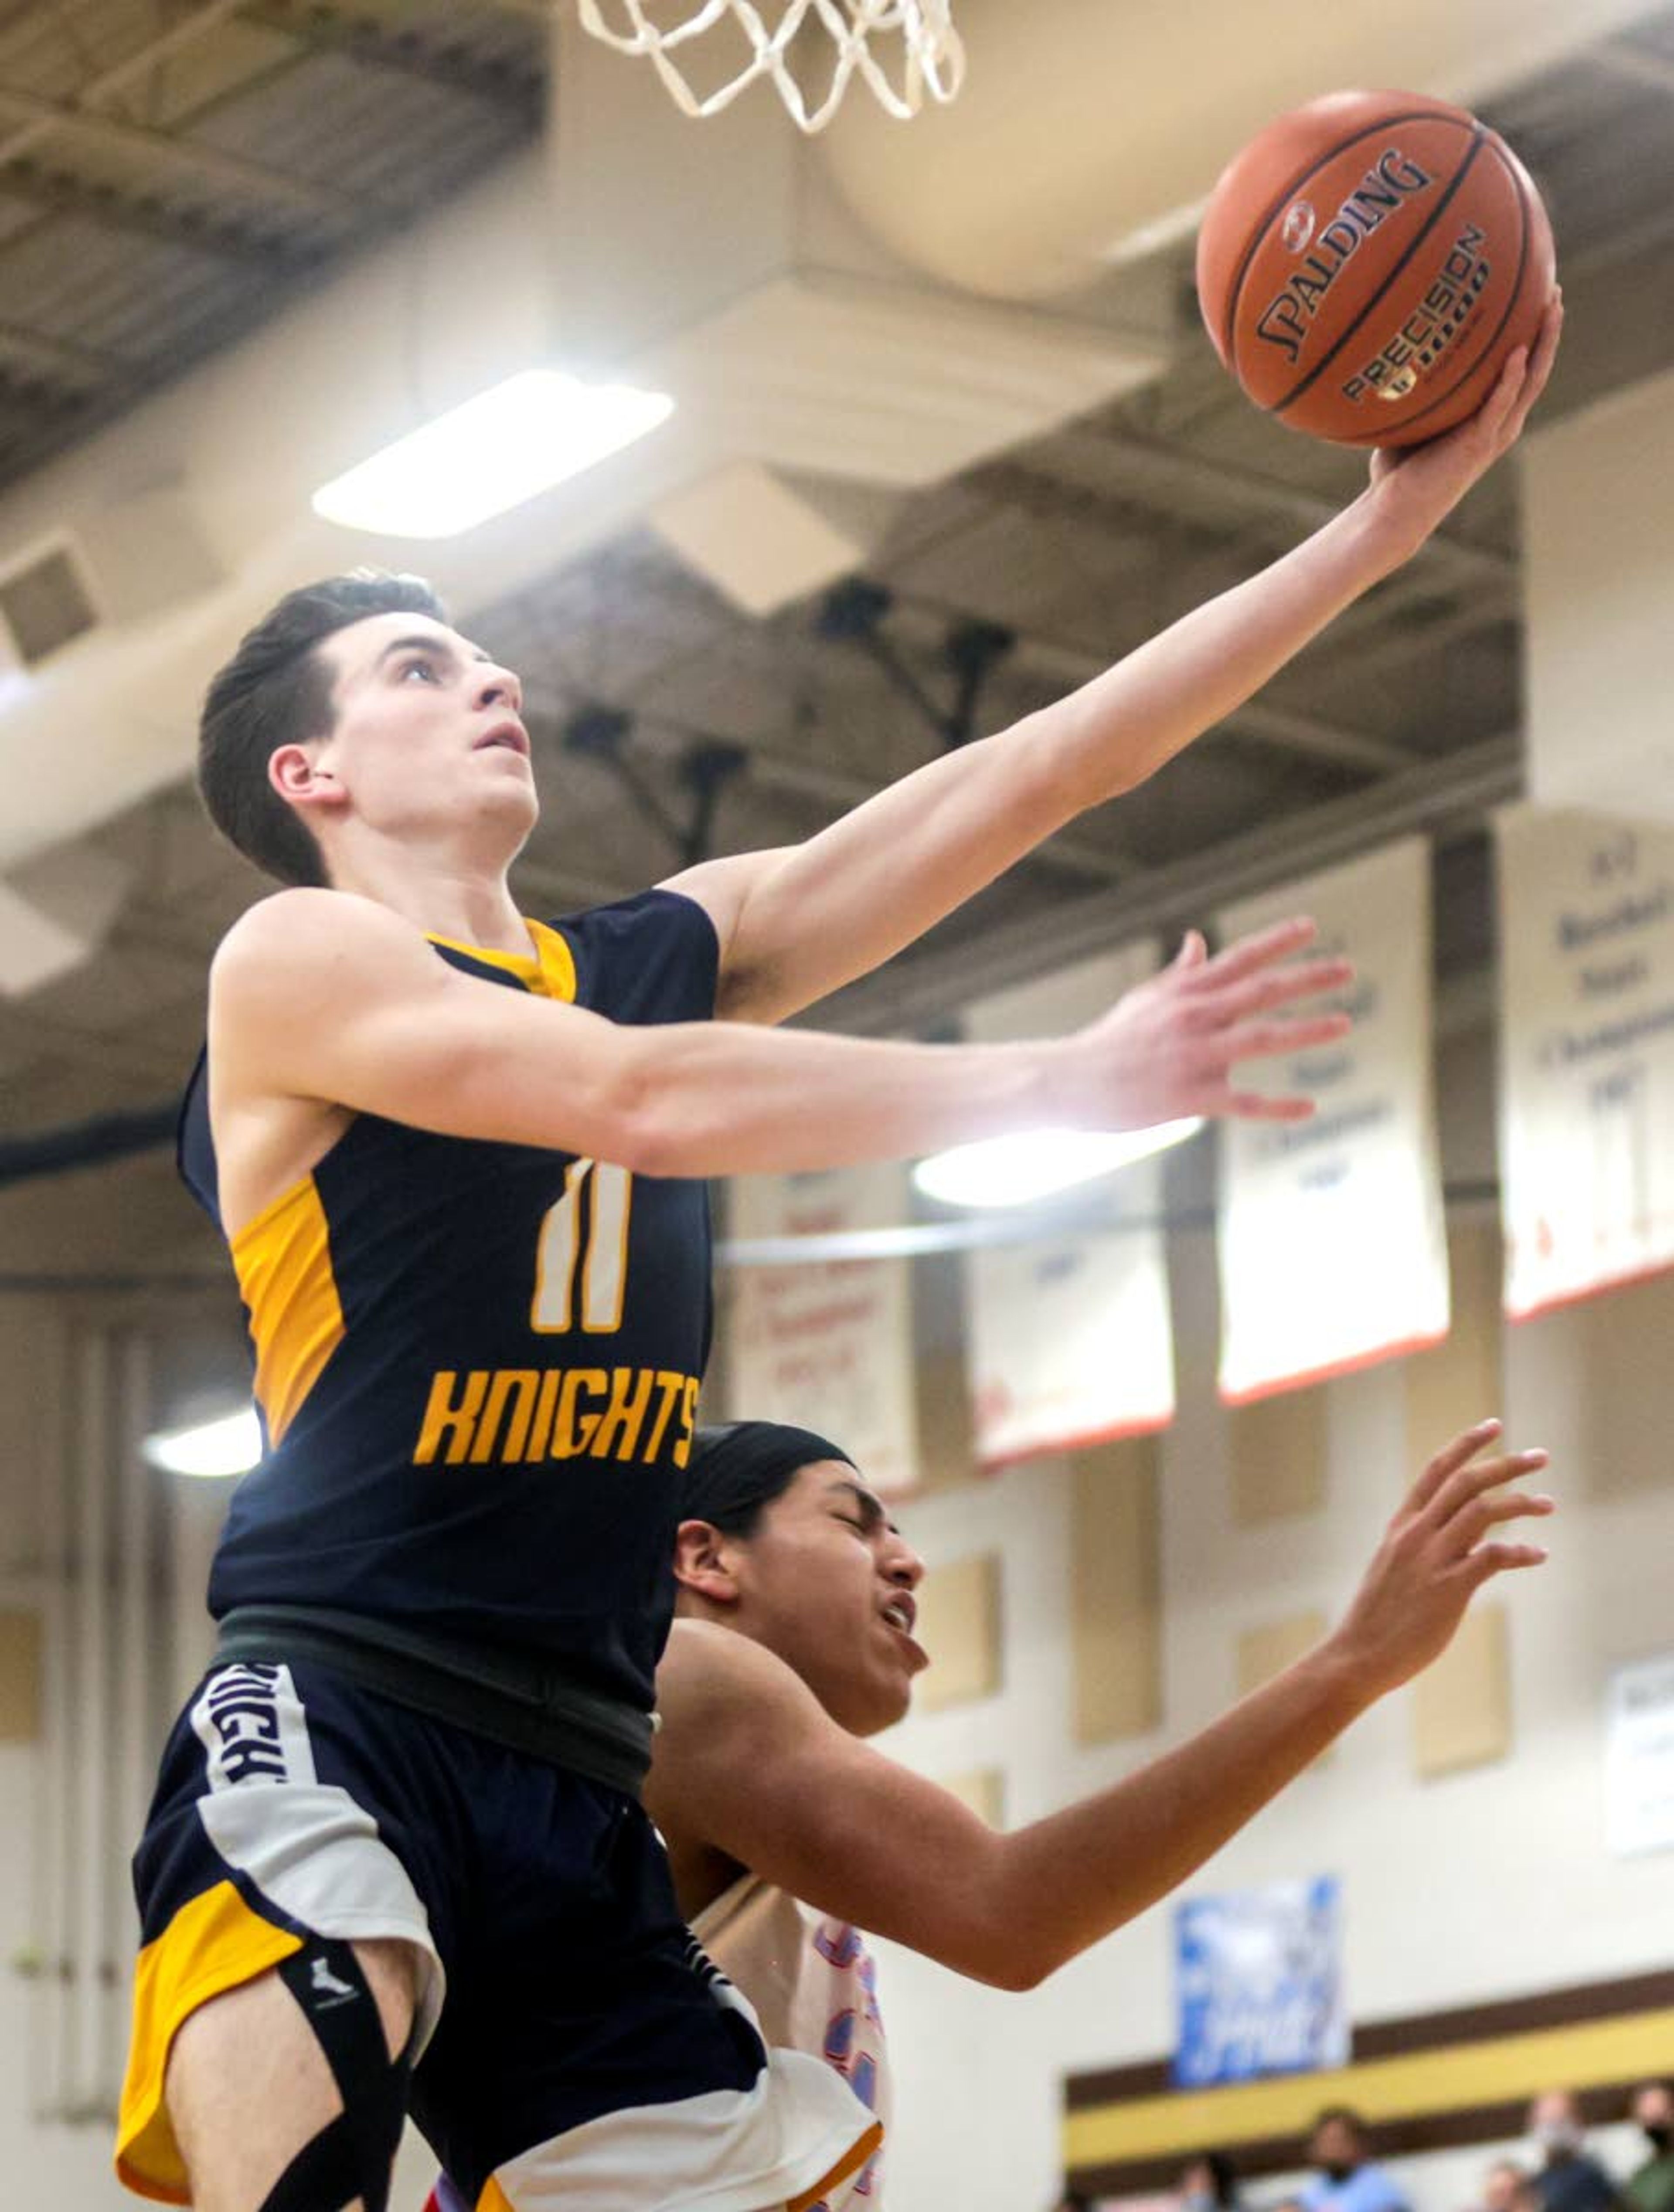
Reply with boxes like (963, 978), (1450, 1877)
(1479, 2158), (1539, 2212)
(1625, 2083), (1674, 2212)
(1299, 2107), (1411, 2212)
(1180, 2152), (1243, 2212)
(1527, 2090), (1622, 2212)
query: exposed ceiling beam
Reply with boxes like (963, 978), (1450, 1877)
(888, 589), (1412, 777)
(0, 156), (308, 266)
(532, 704), (1140, 887)
(1228, 700), (1409, 777)
(0, 78), (378, 224)
(0, 0), (253, 172)
(242, 1), (544, 114)
(0, 316), (126, 386)
(1008, 428), (1515, 594)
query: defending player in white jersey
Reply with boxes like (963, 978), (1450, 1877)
(424, 1411), (1552, 2212)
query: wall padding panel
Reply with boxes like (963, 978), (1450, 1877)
(1413, 1600), (1511, 1778)
(1405, 1216), (1504, 1470)
(1070, 1436), (1161, 1745)
(915, 1551), (1002, 1713)
(1230, 1386), (1326, 1525)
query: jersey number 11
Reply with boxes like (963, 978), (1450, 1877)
(531, 1158), (633, 1333)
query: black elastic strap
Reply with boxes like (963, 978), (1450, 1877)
(258, 1937), (411, 2212)
(214, 1603), (653, 1797)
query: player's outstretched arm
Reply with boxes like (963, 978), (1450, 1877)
(212, 893), (1351, 1179)
(646, 1423), (1551, 1991)
(672, 295), (1562, 1029)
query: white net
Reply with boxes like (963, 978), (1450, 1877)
(575, 0), (965, 134)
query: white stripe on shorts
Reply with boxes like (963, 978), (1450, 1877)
(487, 2045), (878, 2212)
(189, 1662), (447, 2056)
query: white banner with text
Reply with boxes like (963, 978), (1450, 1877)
(961, 944), (1177, 1465)
(1217, 838), (1447, 1402)
(1497, 804), (1674, 1318)
(725, 1161), (920, 1495)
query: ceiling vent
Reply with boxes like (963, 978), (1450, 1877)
(0, 542), (98, 669)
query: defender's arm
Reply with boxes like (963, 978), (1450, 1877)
(646, 1427), (1551, 1991)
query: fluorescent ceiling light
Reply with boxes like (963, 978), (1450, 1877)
(142, 1406), (262, 1479)
(912, 1118), (1204, 1210)
(312, 370), (675, 539)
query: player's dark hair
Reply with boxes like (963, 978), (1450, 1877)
(681, 1421), (855, 1539)
(198, 570), (448, 887)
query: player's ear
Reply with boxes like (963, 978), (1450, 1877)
(672, 1518), (741, 1605)
(269, 742), (343, 815)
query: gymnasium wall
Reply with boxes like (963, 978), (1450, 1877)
(871, 1033), (1674, 2212)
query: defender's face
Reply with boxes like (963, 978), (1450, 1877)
(307, 612), (536, 854)
(729, 1462), (928, 1737)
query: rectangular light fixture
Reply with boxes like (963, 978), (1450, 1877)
(312, 369), (675, 540)
(142, 1406), (262, 1479)
(912, 1118), (1204, 1210)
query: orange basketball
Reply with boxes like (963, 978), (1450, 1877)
(1196, 90), (1555, 448)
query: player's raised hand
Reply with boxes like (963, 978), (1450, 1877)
(1059, 914), (1354, 1129)
(1327, 1420), (1553, 1699)
(1366, 289), (1564, 538)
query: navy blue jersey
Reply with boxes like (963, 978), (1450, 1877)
(179, 890), (719, 1706)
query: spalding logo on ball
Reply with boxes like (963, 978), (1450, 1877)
(1197, 89), (1555, 446)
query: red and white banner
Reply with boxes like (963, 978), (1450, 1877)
(724, 1161), (920, 1495)
(1216, 838), (1447, 1402)
(1497, 804), (1674, 1318)
(962, 944), (1176, 1465)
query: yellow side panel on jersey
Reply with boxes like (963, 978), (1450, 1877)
(115, 1878), (305, 2203)
(230, 1176), (345, 1445)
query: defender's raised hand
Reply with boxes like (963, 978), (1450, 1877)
(1059, 914), (1355, 1129)
(1328, 1419), (1554, 1699)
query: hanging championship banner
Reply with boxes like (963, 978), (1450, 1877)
(962, 944), (1176, 1465)
(1217, 838), (1447, 1402)
(1497, 805), (1674, 1318)
(724, 1161), (920, 1495)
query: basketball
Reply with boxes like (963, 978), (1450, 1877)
(1196, 90), (1555, 447)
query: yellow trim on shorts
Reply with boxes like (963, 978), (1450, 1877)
(115, 1878), (305, 2204)
(786, 2117), (885, 2212)
(230, 1175), (345, 1445)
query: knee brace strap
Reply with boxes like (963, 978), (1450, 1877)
(257, 1937), (412, 2212)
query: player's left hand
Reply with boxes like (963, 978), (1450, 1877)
(1364, 287), (1563, 545)
(1325, 1419), (1554, 1699)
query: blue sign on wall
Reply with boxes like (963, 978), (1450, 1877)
(1174, 1874), (1348, 2088)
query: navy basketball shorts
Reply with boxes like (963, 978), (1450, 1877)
(116, 1659), (880, 2210)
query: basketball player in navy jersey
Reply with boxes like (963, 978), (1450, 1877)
(117, 301), (1558, 2212)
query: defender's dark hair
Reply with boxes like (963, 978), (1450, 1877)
(198, 570), (448, 887)
(681, 1421), (855, 1539)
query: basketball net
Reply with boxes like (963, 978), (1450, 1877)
(574, 0), (964, 134)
